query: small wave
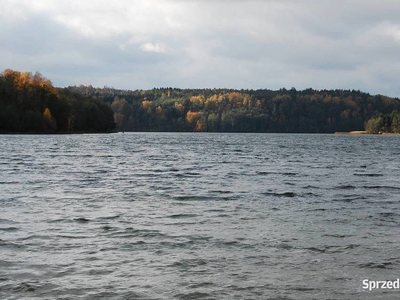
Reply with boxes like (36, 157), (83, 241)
(302, 192), (321, 197)
(173, 195), (218, 201)
(305, 247), (326, 253)
(359, 262), (393, 269)
(47, 218), (74, 224)
(175, 292), (212, 300)
(12, 282), (37, 293)
(167, 213), (199, 219)
(214, 239), (242, 248)
(152, 168), (171, 173)
(332, 195), (367, 202)
(262, 192), (296, 198)
(334, 185), (357, 190)
(55, 235), (88, 239)
(210, 190), (233, 194)
(0, 181), (20, 185)
(222, 240), (240, 246)
(0, 227), (18, 232)
(205, 209), (225, 213)
(86, 269), (115, 276)
(174, 172), (202, 178)
(286, 286), (316, 291)
(276, 243), (294, 250)
(0, 239), (24, 249)
(354, 173), (383, 177)
(74, 217), (90, 223)
(115, 228), (167, 239)
(189, 282), (214, 289)
(159, 241), (193, 249)
(0, 260), (15, 267)
(0, 218), (17, 224)
(93, 169), (109, 174)
(170, 258), (208, 269)
(96, 215), (121, 221)
(215, 214), (231, 218)
(101, 225), (114, 231)
(311, 208), (327, 211)
(364, 185), (400, 191)
(322, 234), (348, 238)
(379, 212), (400, 218)
(303, 185), (322, 190)
(344, 244), (360, 249)
(123, 240), (147, 247)
(99, 247), (119, 252)
(256, 171), (297, 176)
(16, 235), (50, 241)
(256, 171), (273, 175)
(304, 245), (349, 254)
(187, 235), (212, 242)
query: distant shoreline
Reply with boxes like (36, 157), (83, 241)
(0, 131), (116, 135)
(335, 131), (400, 135)
(1, 131), (399, 135)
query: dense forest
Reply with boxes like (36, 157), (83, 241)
(365, 111), (400, 134)
(67, 85), (400, 133)
(0, 69), (115, 133)
(2, 69), (400, 134)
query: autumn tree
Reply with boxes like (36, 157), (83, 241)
(0, 69), (115, 133)
(43, 107), (57, 132)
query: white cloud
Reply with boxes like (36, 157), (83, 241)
(378, 22), (400, 44)
(140, 42), (166, 54)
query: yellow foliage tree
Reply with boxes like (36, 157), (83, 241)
(43, 108), (52, 123)
(3, 69), (58, 96)
(190, 95), (205, 104)
(243, 96), (252, 108)
(186, 111), (201, 124)
(195, 120), (206, 132)
(142, 100), (153, 110)
(43, 107), (56, 132)
(228, 92), (242, 103)
(174, 102), (184, 115)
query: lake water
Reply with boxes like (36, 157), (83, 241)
(1, 133), (400, 300)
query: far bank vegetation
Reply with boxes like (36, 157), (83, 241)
(0, 69), (115, 133)
(2, 68), (400, 134)
(68, 85), (400, 133)
(365, 111), (400, 134)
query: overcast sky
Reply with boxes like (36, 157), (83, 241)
(1, 0), (400, 96)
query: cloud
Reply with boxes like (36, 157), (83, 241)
(140, 43), (166, 53)
(1, 0), (400, 97)
(378, 22), (400, 44)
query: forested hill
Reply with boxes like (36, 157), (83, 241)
(2, 68), (399, 134)
(67, 85), (400, 133)
(0, 70), (115, 133)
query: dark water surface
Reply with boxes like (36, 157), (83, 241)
(1, 133), (400, 299)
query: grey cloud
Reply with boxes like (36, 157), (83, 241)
(1, 0), (400, 96)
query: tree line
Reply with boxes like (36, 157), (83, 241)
(2, 69), (399, 134)
(365, 111), (400, 134)
(67, 85), (400, 133)
(0, 69), (115, 133)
